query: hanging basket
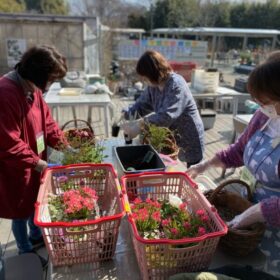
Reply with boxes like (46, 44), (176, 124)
(205, 179), (265, 257)
(61, 119), (95, 149)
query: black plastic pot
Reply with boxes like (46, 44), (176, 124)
(111, 124), (120, 137)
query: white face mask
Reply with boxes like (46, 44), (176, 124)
(260, 104), (279, 119)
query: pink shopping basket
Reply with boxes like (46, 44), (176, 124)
(121, 172), (227, 280)
(35, 163), (125, 266)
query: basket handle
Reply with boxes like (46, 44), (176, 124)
(207, 179), (253, 203)
(61, 119), (94, 133)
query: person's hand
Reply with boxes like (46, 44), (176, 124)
(227, 203), (265, 229)
(186, 156), (225, 179)
(186, 160), (211, 179)
(121, 119), (143, 139)
(34, 159), (48, 172)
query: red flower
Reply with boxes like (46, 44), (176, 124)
(162, 219), (171, 226)
(151, 211), (161, 222)
(198, 227), (206, 236)
(179, 202), (188, 210)
(170, 228), (179, 235)
(183, 222), (191, 229)
(196, 209), (206, 217)
(201, 215), (209, 222)
(133, 197), (142, 204)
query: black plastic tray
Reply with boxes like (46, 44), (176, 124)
(114, 144), (165, 174)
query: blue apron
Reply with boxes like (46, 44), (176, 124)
(243, 120), (280, 277)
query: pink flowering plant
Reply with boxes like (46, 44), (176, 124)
(48, 177), (99, 222)
(131, 195), (209, 240)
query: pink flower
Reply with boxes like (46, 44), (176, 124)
(133, 198), (142, 204)
(198, 227), (206, 236)
(170, 228), (179, 235)
(196, 209), (206, 217)
(62, 186), (98, 218)
(162, 219), (171, 226)
(183, 222), (191, 229)
(137, 208), (149, 221)
(146, 198), (152, 204)
(151, 211), (161, 222)
(131, 213), (138, 220)
(179, 202), (188, 211)
(201, 215), (209, 222)
(152, 201), (161, 208)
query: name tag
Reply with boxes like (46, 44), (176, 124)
(36, 132), (45, 154)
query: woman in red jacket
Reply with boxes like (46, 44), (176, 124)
(0, 45), (68, 267)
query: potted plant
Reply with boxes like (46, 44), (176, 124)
(130, 194), (210, 267)
(61, 140), (106, 166)
(141, 123), (179, 160)
(48, 178), (100, 256)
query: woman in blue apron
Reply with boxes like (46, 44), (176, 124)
(240, 117), (280, 277)
(187, 55), (280, 277)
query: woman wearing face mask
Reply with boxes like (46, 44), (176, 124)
(187, 59), (280, 277)
(0, 45), (72, 269)
(122, 50), (204, 167)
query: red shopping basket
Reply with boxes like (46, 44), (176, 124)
(35, 163), (125, 266)
(121, 172), (227, 280)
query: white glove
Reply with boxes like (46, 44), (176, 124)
(121, 119), (143, 139)
(227, 203), (265, 229)
(34, 159), (48, 172)
(186, 160), (211, 179)
(186, 156), (226, 179)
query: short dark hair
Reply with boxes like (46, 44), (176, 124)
(136, 50), (172, 84)
(15, 45), (67, 90)
(247, 60), (280, 102)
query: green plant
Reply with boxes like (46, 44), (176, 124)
(142, 124), (175, 153)
(131, 195), (209, 240)
(62, 141), (106, 165)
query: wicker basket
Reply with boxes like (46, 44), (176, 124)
(61, 119), (95, 149)
(143, 133), (179, 160)
(205, 179), (265, 257)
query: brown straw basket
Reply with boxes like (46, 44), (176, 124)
(205, 179), (265, 257)
(143, 133), (179, 160)
(61, 119), (95, 149)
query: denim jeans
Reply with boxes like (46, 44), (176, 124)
(12, 213), (42, 254)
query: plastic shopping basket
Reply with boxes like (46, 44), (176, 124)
(35, 163), (125, 266)
(121, 172), (227, 280)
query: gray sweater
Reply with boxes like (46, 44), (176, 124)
(125, 73), (204, 163)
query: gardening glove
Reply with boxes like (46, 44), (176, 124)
(227, 203), (265, 229)
(186, 160), (211, 179)
(34, 159), (48, 172)
(186, 156), (225, 179)
(121, 118), (143, 139)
